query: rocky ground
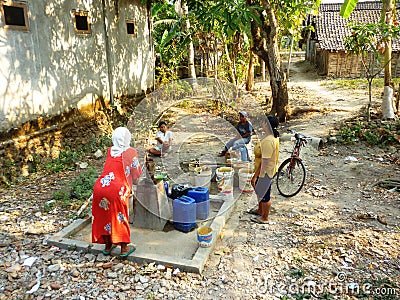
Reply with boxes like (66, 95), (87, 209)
(1, 59), (399, 299)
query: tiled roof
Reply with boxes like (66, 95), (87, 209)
(313, 1), (400, 51)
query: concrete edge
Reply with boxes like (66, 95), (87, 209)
(47, 193), (239, 274)
(191, 195), (237, 273)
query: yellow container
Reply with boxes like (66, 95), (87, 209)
(197, 226), (213, 248)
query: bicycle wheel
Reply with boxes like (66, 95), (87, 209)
(276, 157), (306, 197)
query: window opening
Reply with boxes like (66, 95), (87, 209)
(126, 19), (136, 37)
(73, 11), (90, 34)
(0, 1), (29, 31)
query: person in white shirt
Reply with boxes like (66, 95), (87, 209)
(149, 121), (173, 157)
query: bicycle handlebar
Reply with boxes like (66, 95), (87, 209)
(295, 133), (309, 141)
(287, 130), (312, 146)
(287, 130), (310, 140)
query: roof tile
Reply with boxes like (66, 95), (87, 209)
(314, 1), (400, 51)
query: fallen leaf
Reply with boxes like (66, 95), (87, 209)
(377, 215), (387, 225)
(102, 262), (113, 269)
(50, 283), (61, 290)
(5, 265), (21, 273)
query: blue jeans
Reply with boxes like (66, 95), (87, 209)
(224, 136), (251, 151)
(224, 136), (251, 161)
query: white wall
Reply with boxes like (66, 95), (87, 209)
(0, 0), (154, 131)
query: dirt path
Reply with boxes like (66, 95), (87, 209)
(285, 60), (370, 139)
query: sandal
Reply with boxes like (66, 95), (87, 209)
(102, 244), (117, 256)
(217, 151), (226, 157)
(250, 216), (270, 224)
(246, 208), (260, 215)
(119, 245), (136, 258)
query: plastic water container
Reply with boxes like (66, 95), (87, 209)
(193, 167), (212, 189)
(197, 226), (213, 247)
(238, 168), (254, 193)
(173, 195), (196, 232)
(170, 183), (192, 200)
(216, 167), (235, 195)
(238, 145), (249, 161)
(187, 187), (210, 220)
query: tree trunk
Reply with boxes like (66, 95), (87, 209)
(182, 2), (196, 79)
(286, 37), (293, 79)
(381, 0), (395, 119)
(367, 78), (372, 122)
(263, 0), (289, 121)
(214, 38), (218, 79)
(246, 0), (289, 122)
(261, 39), (266, 81)
(396, 83), (400, 113)
(224, 42), (236, 84)
(246, 46), (255, 91)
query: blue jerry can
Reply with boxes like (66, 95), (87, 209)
(187, 187), (210, 220)
(173, 195), (196, 232)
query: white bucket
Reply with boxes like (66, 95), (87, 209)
(238, 168), (254, 193)
(216, 167), (234, 195)
(193, 166), (212, 189)
(232, 161), (253, 187)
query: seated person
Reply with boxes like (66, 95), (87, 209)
(149, 121), (173, 157)
(218, 111), (252, 158)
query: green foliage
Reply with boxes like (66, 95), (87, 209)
(155, 66), (180, 86)
(340, 0), (358, 19)
(288, 267), (305, 279)
(45, 146), (81, 173)
(27, 154), (41, 173)
(319, 293), (334, 300)
(81, 135), (111, 153)
(338, 121), (400, 147)
(343, 21), (400, 81)
(192, 0), (261, 37)
(71, 167), (99, 201)
(363, 130), (380, 145)
(338, 122), (362, 144)
(152, 1), (195, 82)
(278, 0), (320, 39)
(292, 293), (312, 300)
(43, 200), (55, 213)
(53, 189), (71, 208)
(177, 99), (193, 109)
(47, 167), (99, 216)
(321, 78), (400, 98)
(1, 159), (17, 186)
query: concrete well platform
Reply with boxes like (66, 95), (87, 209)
(48, 192), (240, 274)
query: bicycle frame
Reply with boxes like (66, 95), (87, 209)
(276, 131), (309, 197)
(289, 134), (307, 166)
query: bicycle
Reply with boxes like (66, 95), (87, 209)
(276, 130), (311, 197)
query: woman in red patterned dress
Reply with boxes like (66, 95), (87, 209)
(92, 127), (142, 257)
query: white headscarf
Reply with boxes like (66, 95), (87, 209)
(110, 127), (132, 157)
